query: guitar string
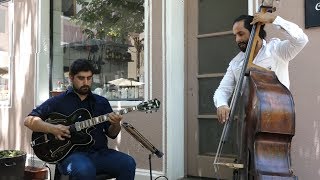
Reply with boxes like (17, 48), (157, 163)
(79, 106), (136, 129)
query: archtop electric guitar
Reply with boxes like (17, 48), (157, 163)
(30, 99), (160, 163)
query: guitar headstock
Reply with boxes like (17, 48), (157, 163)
(137, 98), (160, 113)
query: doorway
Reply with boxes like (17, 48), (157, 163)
(186, 0), (248, 178)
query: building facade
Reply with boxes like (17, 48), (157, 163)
(0, 0), (320, 179)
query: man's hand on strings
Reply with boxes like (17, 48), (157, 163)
(108, 112), (123, 126)
(107, 112), (123, 137)
(51, 124), (71, 141)
(251, 12), (276, 25)
(217, 105), (230, 123)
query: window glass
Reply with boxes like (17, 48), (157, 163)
(0, 1), (11, 105)
(199, 0), (248, 34)
(199, 118), (237, 156)
(51, 0), (145, 102)
(198, 34), (238, 74)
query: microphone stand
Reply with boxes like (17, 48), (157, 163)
(121, 122), (164, 180)
(149, 154), (153, 180)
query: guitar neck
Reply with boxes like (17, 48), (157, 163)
(114, 106), (137, 115)
(75, 106), (137, 131)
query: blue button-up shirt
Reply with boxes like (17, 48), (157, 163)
(29, 87), (115, 150)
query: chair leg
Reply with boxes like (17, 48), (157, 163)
(53, 164), (69, 180)
(53, 165), (60, 180)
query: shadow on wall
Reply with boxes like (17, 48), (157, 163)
(293, 119), (320, 179)
(107, 111), (164, 172)
(0, 0), (37, 154)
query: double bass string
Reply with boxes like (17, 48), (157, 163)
(213, 6), (261, 177)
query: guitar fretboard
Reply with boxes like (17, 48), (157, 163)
(77, 106), (137, 130)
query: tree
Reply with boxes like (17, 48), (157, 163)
(72, 0), (145, 79)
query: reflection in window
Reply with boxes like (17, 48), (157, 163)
(51, 0), (145, 101)
(0, 1), (11, 105)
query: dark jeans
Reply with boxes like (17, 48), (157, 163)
(57, 148), (136, 180)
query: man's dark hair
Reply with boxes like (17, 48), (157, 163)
(233, 15), (266, 39)
(69, 59), (95, 76)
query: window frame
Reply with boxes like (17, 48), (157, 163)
(36, 0), (151, 108)
(0, 0), (13, 107)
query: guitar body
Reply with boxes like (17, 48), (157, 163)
(31, 109), (95, 163)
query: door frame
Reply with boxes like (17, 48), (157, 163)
(185, 0), (255, 178)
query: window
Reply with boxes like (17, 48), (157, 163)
(0, 0), (12, 105)
(50, 0), (145, 106)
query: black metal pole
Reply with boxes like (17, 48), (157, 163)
(149, 154), (152, 180)
(49, 0), (53, 94)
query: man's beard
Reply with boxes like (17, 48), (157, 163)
(73, 85), (90, 95)
(237, 41), (248, 52)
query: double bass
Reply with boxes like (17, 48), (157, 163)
(213, 0), (298, 179)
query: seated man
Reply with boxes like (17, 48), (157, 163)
(24, 59), (136, 180)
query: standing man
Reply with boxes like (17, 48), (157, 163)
(24, 59), (136, 180)
(213, 13), (308, 123)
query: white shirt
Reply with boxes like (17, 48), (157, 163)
(213, 16), (309, 108)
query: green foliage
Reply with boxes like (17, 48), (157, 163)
(0, 150), (25, 159)
(72, 0), (144, 41)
